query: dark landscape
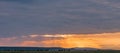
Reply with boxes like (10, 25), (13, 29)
(0, 47), (120, 53)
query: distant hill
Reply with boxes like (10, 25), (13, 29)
(70, 47), (100, 51)
(0, 47), (100, 51)
(0, 47), (65, 51)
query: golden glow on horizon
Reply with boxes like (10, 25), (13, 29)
(40, 32), (120, 49)
(41, 35), (101, 48)
(0, 32), (120, 50)
(59, 37), (101, 48)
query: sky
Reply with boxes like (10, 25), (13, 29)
(0, 0), (120, 50)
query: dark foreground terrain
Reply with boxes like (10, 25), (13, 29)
(0, 47), (119, 53)
(0, 50), (120, 53)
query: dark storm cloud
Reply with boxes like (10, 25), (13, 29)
(0, 0), (33, 2)
(0, 0), (120, 37)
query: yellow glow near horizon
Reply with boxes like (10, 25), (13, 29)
(41, 32), (120, 49)
(41, 34), (101, 48)
(1, 32), (120, 50)
(59, 37), (101, 48)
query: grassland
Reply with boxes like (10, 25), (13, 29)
(0, 50), (120, 53)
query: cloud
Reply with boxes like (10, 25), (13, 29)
(0, 32), (120, 50)
(21, 41), (42, 46)
(0, 0), (120, 37)
(0, 0), (120, 50)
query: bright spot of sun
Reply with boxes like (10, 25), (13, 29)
(41, 34), (102, 48)
(59, 37), (101, 48)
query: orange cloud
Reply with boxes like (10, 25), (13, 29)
(0, 32), (120, 50)
(40, 36), (101, 48)
(21, 41), (39, 46)
(39, 32), (120, 49)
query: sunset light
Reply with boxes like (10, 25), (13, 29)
(29, 32), (120, 49)
(0, 0), (120, 51)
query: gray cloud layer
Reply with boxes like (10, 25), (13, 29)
(0, 0), (120, 37)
